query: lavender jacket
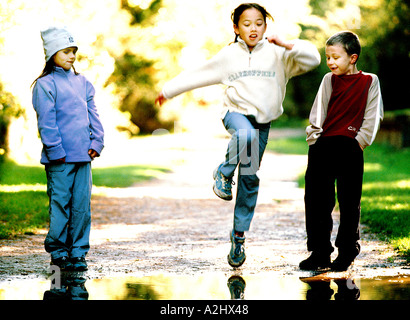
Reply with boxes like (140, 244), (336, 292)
(32, 67), (104, 164)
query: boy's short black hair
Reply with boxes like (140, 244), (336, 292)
(326, 31), (361, 61)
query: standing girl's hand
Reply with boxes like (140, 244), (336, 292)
(52, 157), (66, 164)
(266, 35), (294, 50)
(155, 92), (167, 106)
(88, 149), (99, 160)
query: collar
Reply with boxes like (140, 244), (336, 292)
(333, 70), (363, 79)
(237, 37), (266, 53)
(54, 66), (73, 75)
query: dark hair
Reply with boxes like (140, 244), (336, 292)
(326, 31), (361, 61)
(31, 54), (79, 88)
(231, 3), (273, 42)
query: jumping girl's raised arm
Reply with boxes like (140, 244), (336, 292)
(157, 47), (229, 104)
(281, 39), (321, 80)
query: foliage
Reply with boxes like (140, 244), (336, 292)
(105, 51), (172, 134)
(0, 82), (23, 163)
(121, 0), (162, 25)
(0, 0), (26, 163)
(105, 0), (174, 135)
(292, 0), (410, 119)
(359, 0), (410, 110)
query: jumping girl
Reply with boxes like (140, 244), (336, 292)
(156, 3), (320, 267)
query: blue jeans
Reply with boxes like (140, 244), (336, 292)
(221, 112), (270, 232)
(45, 162), (92, 259)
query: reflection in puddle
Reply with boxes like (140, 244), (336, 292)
(0, 272), (409, 300)
(300, 276), (360, 300)
(43, 272), (89, 300)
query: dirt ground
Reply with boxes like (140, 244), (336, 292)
(0, 130), (408, 282)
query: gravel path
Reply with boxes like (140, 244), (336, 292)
(0, 131), (408, 283)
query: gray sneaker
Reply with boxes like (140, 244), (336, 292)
(213, 165), (234, 201)
(227, 230), (246, 267)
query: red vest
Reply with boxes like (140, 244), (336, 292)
(322, 71), (373, 139)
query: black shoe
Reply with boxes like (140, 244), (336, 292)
(70, 257), (88, 271)
(331, 244), (361, 271)
(51, 256), (73, 271)
(302, 279), (334, 300)
(334, 279), (360, 300)
(331, 256), (354, 271)
(299, 252), (331, 271)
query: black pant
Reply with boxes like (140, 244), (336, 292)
(304, 136), (364, 255)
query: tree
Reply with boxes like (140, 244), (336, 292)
(359, 0), (409, 110)
(0, 83), (22, 163)
(0, 0), (24, 162)
(105, 0), (173, 135)
(105, 51), (172, 134)
(292, 0), (410, 119)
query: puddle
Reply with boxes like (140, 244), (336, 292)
(0, 272), (409, 300)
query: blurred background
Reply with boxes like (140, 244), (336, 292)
(0, 0), (408, 165)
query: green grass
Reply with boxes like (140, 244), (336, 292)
(267, 136), (308, 155)
(361, 144), (410, 259)
(92, 165), (170, 188)
(0, 160), (47, 185)
(0, 159), (170, 239)
(0, 191), (49, 238)
(269, 135), (410, 260)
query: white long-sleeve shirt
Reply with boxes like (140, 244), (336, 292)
(162, 38), (321, 124)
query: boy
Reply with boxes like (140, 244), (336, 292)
(299, 31), (383, 271)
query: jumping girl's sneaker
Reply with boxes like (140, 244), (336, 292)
(228, 230), (246, 267)
(227, 275), (246, 299)
(213, 165), (234, 201)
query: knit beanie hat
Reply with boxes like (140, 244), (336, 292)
(41, 26), (77, 62)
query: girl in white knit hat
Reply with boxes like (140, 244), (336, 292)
(32, 26), (104, 272)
